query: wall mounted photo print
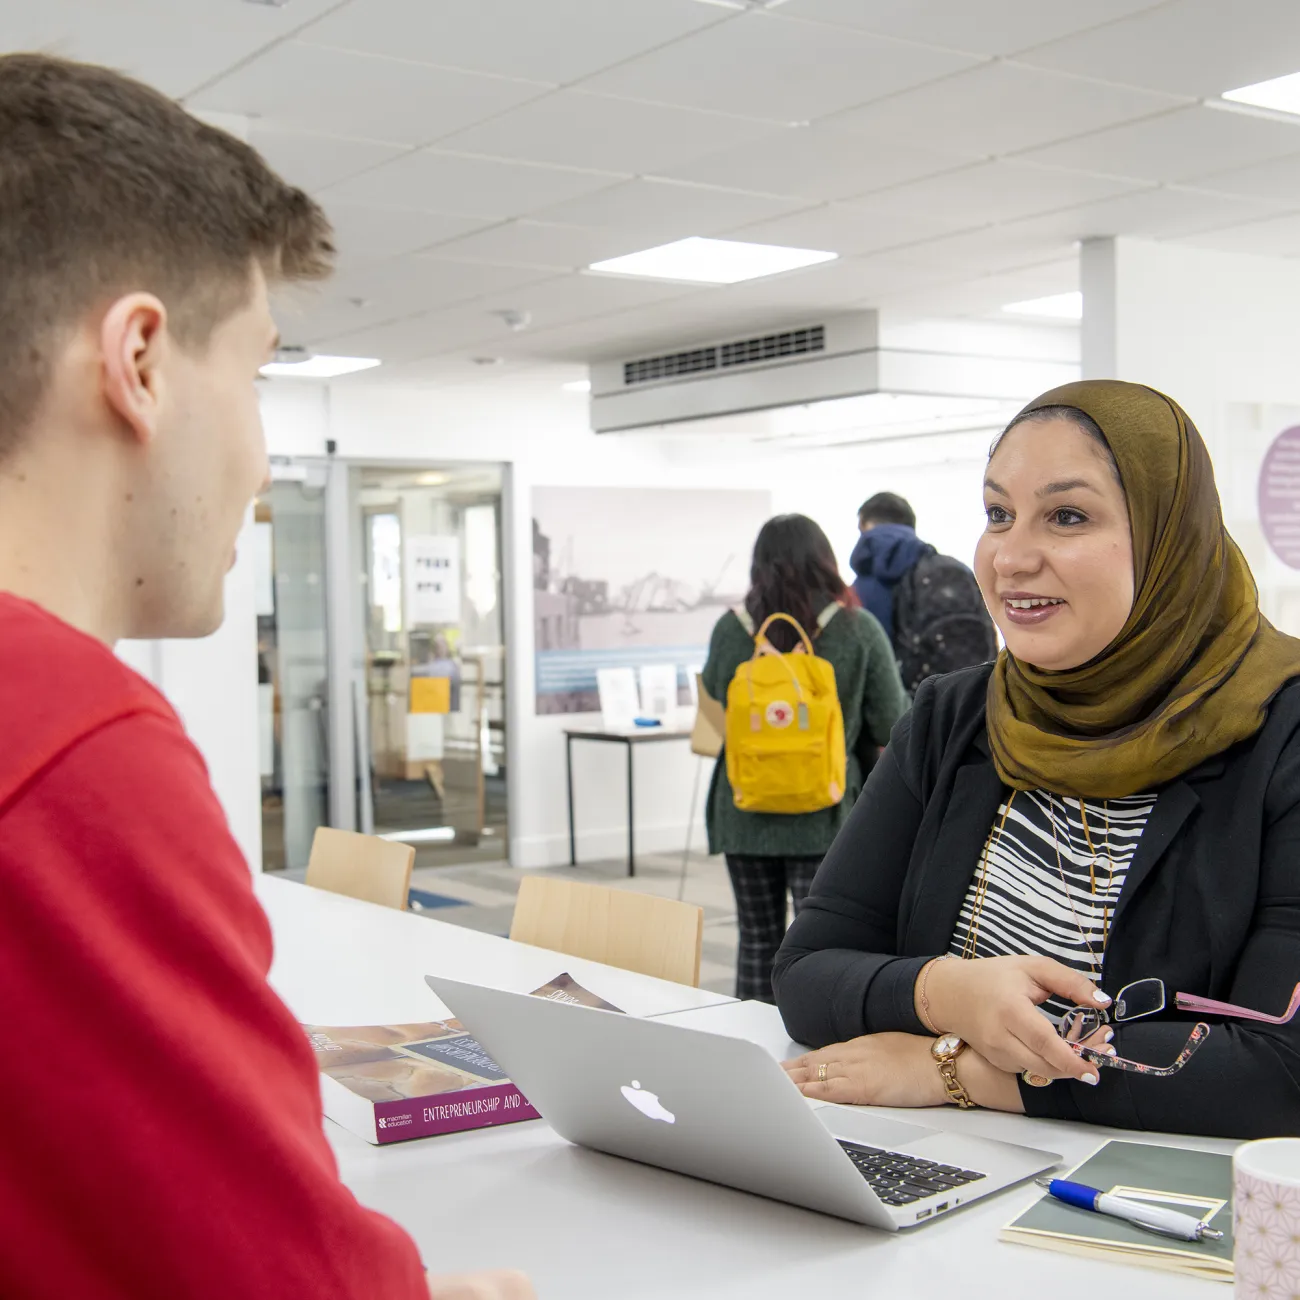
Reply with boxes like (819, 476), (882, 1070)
(532, 486), (772, 715)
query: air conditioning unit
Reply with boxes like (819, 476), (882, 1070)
(589, 312), (1075, 434)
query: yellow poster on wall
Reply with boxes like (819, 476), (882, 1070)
(410, 676), (452, 715)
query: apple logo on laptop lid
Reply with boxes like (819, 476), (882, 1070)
(620, 1080), (675, 1124)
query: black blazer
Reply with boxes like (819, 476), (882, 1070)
(773, 664), (1300, 1140)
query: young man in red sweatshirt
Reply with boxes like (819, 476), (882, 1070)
(0, 53), (532, 1300)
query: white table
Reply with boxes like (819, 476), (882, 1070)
(255, 873), (733, 1023)
(257, 876), (1235, 1298)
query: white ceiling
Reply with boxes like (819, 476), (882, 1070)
(12, 0), (1300, 383)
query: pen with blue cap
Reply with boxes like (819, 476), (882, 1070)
(1035, 1177), (1224, 1243)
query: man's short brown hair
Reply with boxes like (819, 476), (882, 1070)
(0, 53), (335, 456)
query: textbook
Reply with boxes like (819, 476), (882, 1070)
(1001, 1140), (1234, 1283)
(305, 973), (623, 1144)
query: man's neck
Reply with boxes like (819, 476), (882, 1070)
(0, 450), (128, 644)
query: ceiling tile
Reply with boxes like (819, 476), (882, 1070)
(876, 224), (1079, 274)
(723, 202), (981, 257)
(872, 258), (1079, 321)
(1017, 104), (1300, 185)
(467, 273), (710, 334)
(321, 203), (491, 267)
(433, 90), (777, 175)
(421, 221), (650, 270)
(820, 63), (1185, 159)
(296, 0), (724, 86)
(529, 178), (808, 242)
(6, 0), (343, 98)
(691, 252), (964, 314)
(1177, 213), (1300, 258)
(309, 307), (515, 364)
(577, 11), (978, 123)
(189, 41), (547, 146)
(659, 125), (975, 202)
(320, 151), (622, 220)
(277, 256), (558, 344)
(1013, 185), (1290, 243)
(1192, 151), (1300, 203)
(248, 128), (409, 194)
(874, 186), (1282, 275)
(848, 161), (1140, 227)
(1016, 0), (1300, 98)
(775, 0), (1164, 57)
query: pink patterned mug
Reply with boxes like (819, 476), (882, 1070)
(1235, 1138), (1300, 1297)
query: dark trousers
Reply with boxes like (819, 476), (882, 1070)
(724, 854), (822, 1003)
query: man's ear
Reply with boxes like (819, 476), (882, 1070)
(99, 293), (169, 445)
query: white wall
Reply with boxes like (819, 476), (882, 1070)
(1082, 237), (1300, 633)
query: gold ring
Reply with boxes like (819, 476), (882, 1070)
(1021, 1071), (1052, 1088)
(817, 1062), (828, 1083)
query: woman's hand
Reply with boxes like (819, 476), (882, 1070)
(783, 1033), (950, 1108)
(921, 955), (1109, 1085)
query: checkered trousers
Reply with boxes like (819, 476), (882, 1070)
(723, 854), (822, 1003)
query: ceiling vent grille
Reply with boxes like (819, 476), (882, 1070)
(623, 324), (825, 388)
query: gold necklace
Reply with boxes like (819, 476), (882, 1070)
(1046, 793), (1118, 977)
(1078, 798), (1118, 946)
(960, 792), (1015, 961)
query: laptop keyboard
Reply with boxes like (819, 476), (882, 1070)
(838, 1143), (987, 1207)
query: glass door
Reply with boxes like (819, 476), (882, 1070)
(356, 464), (508, 869)
(256, 464), (330, 871)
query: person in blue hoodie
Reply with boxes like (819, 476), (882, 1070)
(850, 492), (997, 694)
(849, 493), (932, 642)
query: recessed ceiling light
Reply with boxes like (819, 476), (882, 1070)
(1001, 291), (1082, 321)
(588, 236), (836, 285)
(259, 353), (381, 378)
(562, 380), (591, 393)
(416, 472), (449, 487)
(1222, 70), (1300, 117)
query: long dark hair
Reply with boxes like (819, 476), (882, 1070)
(744, 514), (850, 652)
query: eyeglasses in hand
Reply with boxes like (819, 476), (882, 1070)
(1058, 976), (1299, 1078)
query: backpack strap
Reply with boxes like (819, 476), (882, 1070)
(736, 604), (839, 638)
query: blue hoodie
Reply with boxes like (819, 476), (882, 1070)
(849, 523), (933, 643)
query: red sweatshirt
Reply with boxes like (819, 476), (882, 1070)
(0, 595), (427, 1299)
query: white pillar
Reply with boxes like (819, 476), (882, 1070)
(1080, 236), (1300, 635)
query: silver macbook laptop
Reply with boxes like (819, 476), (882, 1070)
(425, 975), (1060, 1231)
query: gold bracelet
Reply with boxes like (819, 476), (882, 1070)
(917, 955), (950, 1034)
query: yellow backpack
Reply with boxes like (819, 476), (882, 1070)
(724, 607), (847, 815)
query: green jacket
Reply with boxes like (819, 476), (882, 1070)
(701, 606), (908, 858)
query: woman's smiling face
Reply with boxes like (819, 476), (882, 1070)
(975, 414), (1135, 672)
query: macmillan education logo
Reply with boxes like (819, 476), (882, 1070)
(377, 1113), (414, 1130)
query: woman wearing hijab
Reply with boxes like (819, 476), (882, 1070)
(774, 380), (1300, 1140)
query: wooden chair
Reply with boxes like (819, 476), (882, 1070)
(509, 876), (704, 987)
(305, 827), (415, 912)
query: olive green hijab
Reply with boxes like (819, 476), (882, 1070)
(986, 379), (1300, 798)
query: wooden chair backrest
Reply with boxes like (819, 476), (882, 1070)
(305, 827), (414, 912)
(509, 876), (704, 988)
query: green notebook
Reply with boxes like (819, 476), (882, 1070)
(1001, 1140), (1234, 1283)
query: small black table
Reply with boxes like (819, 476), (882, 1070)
(564, 727), (694, 877)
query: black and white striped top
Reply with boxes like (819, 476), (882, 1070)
(948, 790), (1156, 1018)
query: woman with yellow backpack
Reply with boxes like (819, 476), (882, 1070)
(701, 514), (908, 1002)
